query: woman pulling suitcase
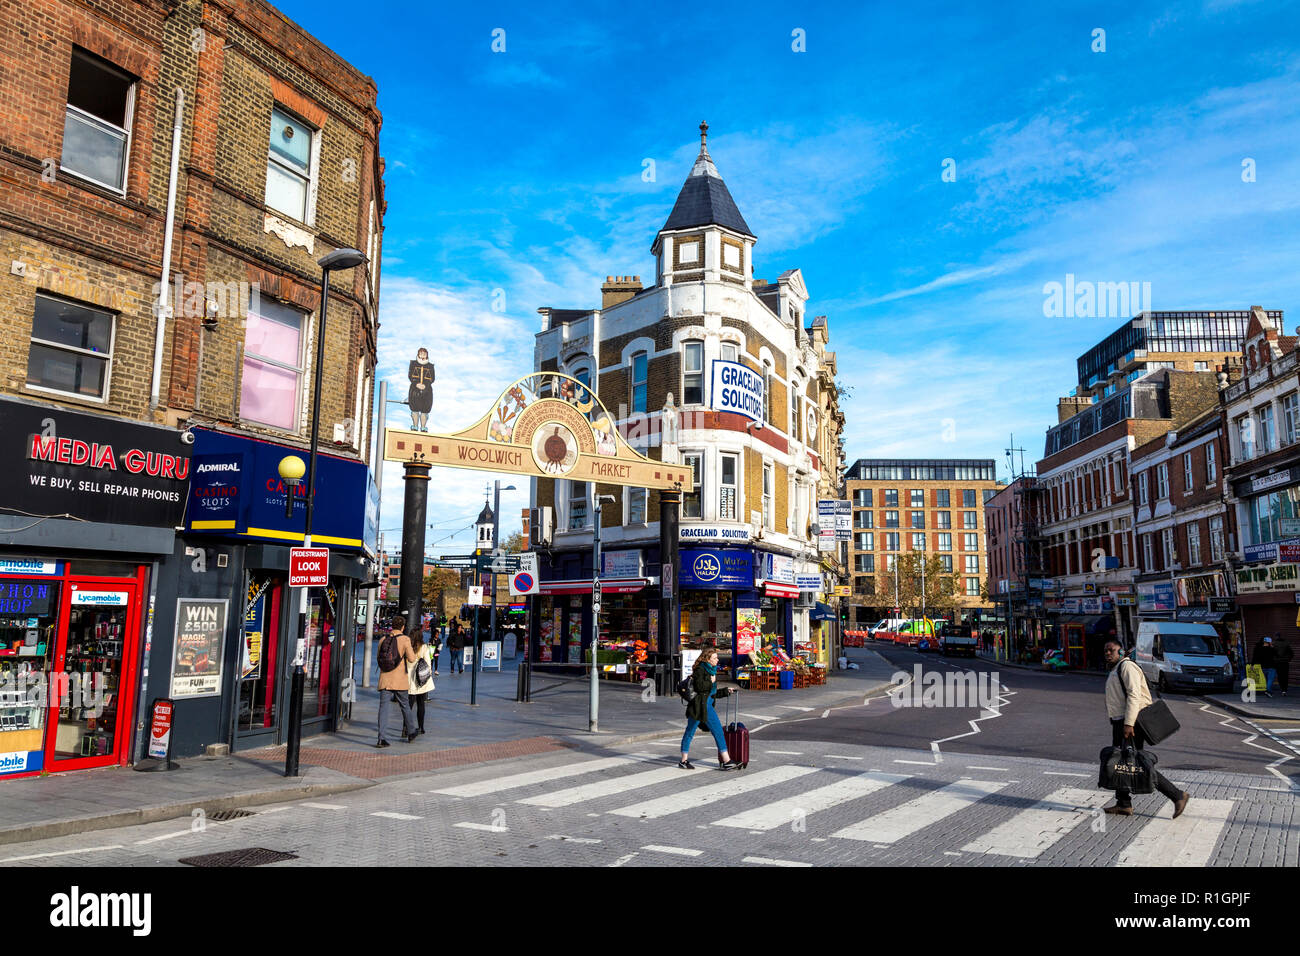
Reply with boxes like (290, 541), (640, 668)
(679, 649), (743, 770)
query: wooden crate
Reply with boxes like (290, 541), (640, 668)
(746, 672), (777, 691)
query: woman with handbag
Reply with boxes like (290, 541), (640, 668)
(407, 631), (436, 737)
(1102, 640), (1188, 817)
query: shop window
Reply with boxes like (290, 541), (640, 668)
(240, 298), (305, 431)
(680, 591), (733, 669)
(265, 106), (317, 224)
(237, 577), (280, 734)
(626, 487), (647, 525)
(719, 453), (738, 520)
(0, 580), (59, 763)
(682, 453), (703, 519)
(683, 341), (704, 405)
(631, 352), (648, 413)
(62, 49), (134, 193)
(27, 294), (115, 400)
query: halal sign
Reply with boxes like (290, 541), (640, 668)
(693, 554), (721, 583)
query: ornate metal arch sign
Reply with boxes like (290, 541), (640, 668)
(383, 372), (687, 490)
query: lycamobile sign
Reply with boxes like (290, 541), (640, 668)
(709, 360), (764, 422)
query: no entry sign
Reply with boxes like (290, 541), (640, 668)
(289, 547), (330, 587)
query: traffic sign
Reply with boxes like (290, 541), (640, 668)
(510, 570), (537, 596)
(467, 586), (484, 605)
(476, 551), (525, 573)
(592, 578), (602, 614)
(289, 547), (329, 587)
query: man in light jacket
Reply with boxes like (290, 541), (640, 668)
(377, 615), (418, 748)
(1102, 640), (1188, 816)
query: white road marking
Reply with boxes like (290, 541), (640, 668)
(518, 766), (686, 808)
(608, 766), (819, 819)
(833, 779), (1008, 844)
(893, 759), (935, 766)
(454, 822), (507, 832)
(741, 714), (781, 721)
(134, 830), (196, 845)
(873, 844), (890, 849)
(965, 766), (1008, 772)
(300, 802), (347, 810)
(1266, 727), (1300, 734)
(713, 772), (910, 831)
(821, 709), (831, 718)
(827, 755), (863, 760)
(764, 750), (804, 755)
(546, 835), (602, 844)
(432, 755), (650, 797)
(778, 705), (814, 712)
(1043, 772), (1089, 778)
(610, 852), (638, 867)
(943, 851), (962, 857)
(743, 855), (813, 867)
(0, 844), (124, 862)
(642, 845), (703, 857)
(1117, 799), (1236, 867)
(372, 811), (422, 820)
(961, 787), (1110, 859)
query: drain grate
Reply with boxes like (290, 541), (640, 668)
(206, 809), (257, 822)
(179, 847), (299, 867)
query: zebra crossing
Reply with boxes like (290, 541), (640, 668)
(427, 749), (1247, 866)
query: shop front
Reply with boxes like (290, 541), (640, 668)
(0, 397), (192, 779)
(679, 547), (753, 677)
(176, 427), (377, 755)
(1233, 549), (1298, 667)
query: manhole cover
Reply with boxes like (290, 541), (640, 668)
(179, 848), (298, 867)
(206, 809), (256, 822)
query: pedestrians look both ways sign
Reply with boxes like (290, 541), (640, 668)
(289, 547), (329, 587)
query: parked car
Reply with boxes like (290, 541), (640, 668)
(1134, 621), (1234, 693)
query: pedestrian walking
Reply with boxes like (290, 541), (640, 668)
(678, 649), (742, 771)
(431, 624), (444, 676)
(376, 614), (418, 748)
(407, 630), (436, 734)
(1101, 640), (1188, 817)
(1252, 636), (1278, 696)
(1276, 636), (1292, 696)
(447, 621), (465, 674)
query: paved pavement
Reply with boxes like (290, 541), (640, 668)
(0, 648), (896, 845)
(1, 739), (1293, 867)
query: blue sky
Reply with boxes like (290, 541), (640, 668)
(273, 0), (1300, 551)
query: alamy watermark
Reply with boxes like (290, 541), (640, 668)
(1042, 274), (1152, 319)
(889, 665), (1002, 709)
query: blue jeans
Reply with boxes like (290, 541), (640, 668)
(681, 700), (728, 755)
(378, 689), (415, 742)
(1264, 669), (1277, 692)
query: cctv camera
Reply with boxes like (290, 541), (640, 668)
(180, 429), (196, 445)
(746, 420), (763, 432)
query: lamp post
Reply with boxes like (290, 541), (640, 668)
(477, 481), (516, 707)
(590, 494), (616, 732)
(283, 247), (366, 778)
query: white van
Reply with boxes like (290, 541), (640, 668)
(1134, 621), (1234, 693)
(869, 618), (907, 639)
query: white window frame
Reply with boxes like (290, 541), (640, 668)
(1138, 472), (1149, 505)
(1283, 393), (1300, 446)
(682, 451), (704, 519)
(239, 298), (307, 432)
(61, 50), (135, 195)
(1156, 464), (1169, 499)
(682, 340), (704, 406)
(1209, 516), (1225, 562)
(1237, 415), (1255, 460)
(1187, 522), (1201, 565)
(630, 351), (648, 414)
(265, 105), (321, 226)
(1161, 527), (1175, 569)
(568, 480), (589, 531)
(762, 461), (773, 529)
(721, 341), (739, 363)
(789, 382), (800, 441)
(1258, 403), (1276, 453)
(27, 292), (117, 403)
(625, 487), (647, 526)
(719, 452), (738, 520)
(1142, 533), (1154, 572)
(1206, 441), (1217, 483)
(1183, 452), (1193, 492)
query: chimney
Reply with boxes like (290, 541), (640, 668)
(601, 275), (642, 309)
(1057, 395), (1092, 423)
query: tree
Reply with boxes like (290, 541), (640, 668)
(421, 567), (461, 618)
(500, 531), (525, 553)
(875, 552), (961, 619)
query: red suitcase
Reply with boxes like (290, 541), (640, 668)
(723, 689), (749, 768)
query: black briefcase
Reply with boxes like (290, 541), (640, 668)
(1099, 744), (1157, 794)
(1136, 700), (1180, 745)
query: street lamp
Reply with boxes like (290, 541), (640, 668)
(278, 455), (305, 518)
(590, 494), (616, 732)
(284, 247), (366, 779)
(472, 480), (516, 707)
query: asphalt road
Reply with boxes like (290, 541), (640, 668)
(760, 643), (1300, 783)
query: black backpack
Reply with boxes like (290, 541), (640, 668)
(378, 634), (402, 672)
(677, 675), (696, 704)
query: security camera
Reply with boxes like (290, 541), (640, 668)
(746, 420), (763, 432)
(202, 300), (219, 331)
(180, 429), (196, 445)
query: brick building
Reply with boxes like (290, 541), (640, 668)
(0, 0), (384, 774)
(1035, 369), (1222, 667)
(528, 124), (844, 674)
(843, 459), (1003, 627)
(1128, 402), (1238, 660)
(1220, 307), (1300, 665)
(985, 475), (1048, 650)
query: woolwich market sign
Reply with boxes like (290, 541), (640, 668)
(384, 373), (688, 490)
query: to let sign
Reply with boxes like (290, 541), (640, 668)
(289, 548), (330, 587)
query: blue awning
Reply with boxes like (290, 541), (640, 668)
(810, 602), (835, 621)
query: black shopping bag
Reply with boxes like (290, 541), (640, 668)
(1098, 745), (1157, 794)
